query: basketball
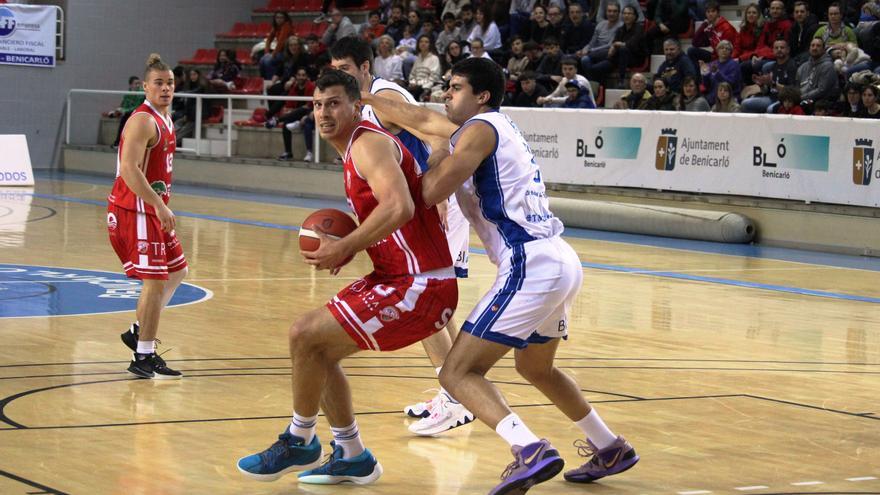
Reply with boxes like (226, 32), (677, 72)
(299, 208), (358, 265)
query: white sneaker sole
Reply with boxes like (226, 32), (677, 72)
(298, 462), (383, 485)
(236, 451), (324, 482)
(408, 412), (475, 436)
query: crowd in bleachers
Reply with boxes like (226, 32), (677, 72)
(154, 0), (880, 157)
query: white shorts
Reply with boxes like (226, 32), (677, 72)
(446, 195), (469, 278)
(462, 236), (582, 349)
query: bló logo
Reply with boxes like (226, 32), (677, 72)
(655, 128), (677, 171)
(853, 138), (874, 186)
(0, 7), (16, 37)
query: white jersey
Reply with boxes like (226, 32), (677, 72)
(450, 111), (563, 265)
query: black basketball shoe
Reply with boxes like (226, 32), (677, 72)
(120, 322), (139, 352)
(128, 353), (182, 379)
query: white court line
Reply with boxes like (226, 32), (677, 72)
(590, 266), (840, 275)
(847, 476), (878, 481)
(735, 486), (769, 491)
(791, 481), (823, 486)
(678, 491), (712, 495)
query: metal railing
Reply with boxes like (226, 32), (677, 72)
(66, 89), (321, 162)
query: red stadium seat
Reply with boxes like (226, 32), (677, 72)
(205, 105), (225, 124)
(236, 49), (254, 65)
(217, 22), (247, 38)
(255, 22), (272, 38)
(180, 48), (217, 65)
(294, 20), (312, 37)
(233, 77), (265, 95)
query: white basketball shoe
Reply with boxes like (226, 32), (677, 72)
(408, 393), (475, 436)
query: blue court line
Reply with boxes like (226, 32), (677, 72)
(25, 190), (880, 305)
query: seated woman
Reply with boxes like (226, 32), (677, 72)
(700, 40), (741, 105)
(676, 75), (711, 111)
(208, 49), (240, 93)
(406, 35), (442, 102)
(646, 77), (680, 110)
(859, 84), (880, 118)
(711, 81), (741, 112)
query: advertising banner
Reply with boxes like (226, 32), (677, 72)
(502, 108), (880, 208)
(0, 135), (35, 186)
(0, 4), (57, 67)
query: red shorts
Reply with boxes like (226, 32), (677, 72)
(107, 204), (187, 280)
(327, 270), (458, 352)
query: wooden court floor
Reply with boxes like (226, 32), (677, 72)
(0, 175), (878, 495)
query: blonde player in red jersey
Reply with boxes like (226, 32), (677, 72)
(107, 53), (186, 379)
(237, 70), (457, 486)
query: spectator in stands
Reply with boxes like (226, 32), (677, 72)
(577, 1), (623, 82)
(812, 99), (833, 114)
(700, 40), (742, 104)
(512, 70), (550, 106)
(304, 34), (330, 74)
(509, 0), (534, 38)
(374, 34), (406, 85)
(836, 81), (865, 116)
(276, 68), (316, 161)
(385, 4), (407, 43)
(688, 1), (738, 69)
(441, 0), (470, 19)
(861, 0), (880, 22)
(741, 37), (799, 112)
(546, 5), (566, 36)
(609, 5), (648, 83)
(744, 0), (792, 80)
(507, 36), (530, 81)
(538, 56), (596, 107)
(467, 6), (502, 51)
(209, 49), (240, 92)
(522, 40), (544, 75)
(322, 8), (358, 47)
(561, 3), (595, 55)
(677, 75), (711, 110)
(441, 39), (468, 79)
(536, 37), (564, 85)
(797, 37), (840, 106)
(789, 1), (819, 64)
(646, 77), (680, 109)
(596, 0), (645, 22)
(406, 35), (442, 101)
(174, 69), (209, 145)
(656, 38), (697, 92)
(468, 37), (494, 60)
(711, 81), (741, 111)
(458, 4), (477, 41)
(563, 80), (597, 107)
(734, 3), (764, 66)
(406, 9), (422, 37)
(359, 10), (386, 45)
(813, 3), (857, 49)
(773, 85), (805, 113)
(613, 72), (652, 108)
(859, 84), (880, 117)
(831, 42), (874, 78)
(436, 12), (461, 54)
(260, 11), (293, 79)
(171, 66), (186, 123)
(646, 0), (691, 50)
(523, 5), (561, 45)
(110, 76), (145, 148)
(265, 37), (314, 127)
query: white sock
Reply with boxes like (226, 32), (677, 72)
(575, 409), (617, 450)
(495, 413), (540, 448)
(331, 421), (365, 458)
(135, 340), (155, 354)
(288, 412), (317, 443)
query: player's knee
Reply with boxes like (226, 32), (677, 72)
(516, 358), (553, 384)
(438, 365), (459, 393)
(288, 319), (318, 349)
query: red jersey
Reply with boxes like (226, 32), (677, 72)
(344, 121), (452, 276)
(108, 102), (176, 216)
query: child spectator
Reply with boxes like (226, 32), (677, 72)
(774, 85), (805, 113)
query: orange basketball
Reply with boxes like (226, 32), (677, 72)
(299, 208), (358, 266)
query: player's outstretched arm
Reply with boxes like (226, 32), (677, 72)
(306, 131), (415, 270)
(422, 121), (496, 206)
(119, 113), (175, 232)
(362, 91), (458, 139)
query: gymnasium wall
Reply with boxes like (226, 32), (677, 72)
(0, 0), (264, 168)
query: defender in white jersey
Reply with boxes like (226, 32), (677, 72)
(329, 37), (474, 436)
(363, 58), (639, 494)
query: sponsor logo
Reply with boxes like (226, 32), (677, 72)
(753, 134), (829, 178)
(0, 264), (211, 317)
(0, 7), (17, 37)
(655, 128), (678, 171)
(0, 171), (28, 182)
(137, 241), (149, 254)
(107, 212), (117, 230)
(350, 279), (367, 293)
(853, 138), (875, 186)
(576, 127), (642, 160)
(379, 306), (400, 322)
(150, 180), (169, 196)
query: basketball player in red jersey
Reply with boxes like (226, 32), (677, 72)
(107, 53), (185, 379)
(237, 70), (458, 485)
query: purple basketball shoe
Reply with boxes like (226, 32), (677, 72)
(489, 439), (565, 495)
(563, 435), (639, 483)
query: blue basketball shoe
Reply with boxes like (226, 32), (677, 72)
(237, 431), (323, 481)
(297, 440), (384, 485)
(489, 439), (565, 495)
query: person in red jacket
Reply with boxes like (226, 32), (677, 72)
(750, 0), (792, 77)
(735, 3), (764, 62)
(773, 85), (805, 114)
(687, 1), (738, 69)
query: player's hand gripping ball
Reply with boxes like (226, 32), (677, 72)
(299, 208), (358, 268)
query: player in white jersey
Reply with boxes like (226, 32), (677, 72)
(329, 37), (473, 436)
(363, 58), (639, 494)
